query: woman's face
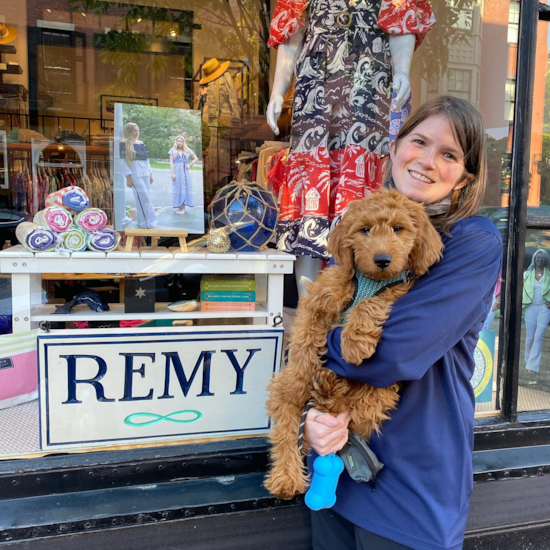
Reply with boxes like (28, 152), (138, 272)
(176, 137), (184, 147)
(133, 125), (140, 139)
(390, 115), (470, 205)
(535, 253), (546, 268)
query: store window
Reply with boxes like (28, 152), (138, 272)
(508, 2), (520, 44)
(505, 79), (516, 122)
(517, 17), (550, 413)
(447, 68), (472, 102)
(0, 0), (523, 458)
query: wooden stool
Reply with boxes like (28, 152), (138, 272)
(124, 229), (188, 252)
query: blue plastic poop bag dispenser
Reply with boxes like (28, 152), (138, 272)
(305, 453), (345, 511)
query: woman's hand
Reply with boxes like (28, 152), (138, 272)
(126, 176), (133, 188)
(150, 174), (154, 184)
(303, 407), (351, 456)
(267, 93), (284, 135)
(171, 173), (176, 181)
(392, 71), (411, 111)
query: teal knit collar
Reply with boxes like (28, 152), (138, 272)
(341, 269), (414, 323)
(354, 269), (408, 297)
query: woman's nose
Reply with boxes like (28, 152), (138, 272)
(418, 149), (437, 170)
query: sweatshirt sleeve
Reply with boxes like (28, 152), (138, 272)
(323, 222), (502, 387)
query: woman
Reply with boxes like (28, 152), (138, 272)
(169, 135), (198, 215)
(120, 122), (156, 229)
(523, 249), (550, 373)
(303, 96), (502, 550)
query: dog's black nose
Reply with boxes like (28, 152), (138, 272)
(374, 254), (392, 269)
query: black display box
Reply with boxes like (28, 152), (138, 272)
(124, 276), (156, 313)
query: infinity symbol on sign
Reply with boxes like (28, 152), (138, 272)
(124, 410), (202, 427)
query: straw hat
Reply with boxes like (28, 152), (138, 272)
(0, 23), (17, 45)
(199, 58), (230, 85)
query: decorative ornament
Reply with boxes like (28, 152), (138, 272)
(135, 288), (146, 298)
(209, 180), (279, 251)
(167, 299), (198, 312)
(206, 228), (231, 253)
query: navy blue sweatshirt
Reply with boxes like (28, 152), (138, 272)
(312, 216), (502, 550)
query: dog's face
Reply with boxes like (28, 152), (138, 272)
(328, 189), (443, 281)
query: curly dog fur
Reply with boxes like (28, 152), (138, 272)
(265, 189), (444, 499)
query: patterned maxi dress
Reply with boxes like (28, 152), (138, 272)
(268, 0), (435, 259)
(169, 148), (195, 208)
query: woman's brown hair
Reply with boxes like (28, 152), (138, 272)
(388, 95), (487, 235)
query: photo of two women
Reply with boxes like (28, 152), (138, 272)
(113, 103), (204, 234)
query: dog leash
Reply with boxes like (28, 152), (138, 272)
(298, 398), (315, 455)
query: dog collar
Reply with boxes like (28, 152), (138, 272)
(341, 270), (415, 323)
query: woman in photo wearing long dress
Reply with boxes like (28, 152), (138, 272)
(169, 135), (198, 215)
(120, 122), (157, 229)
(523, 249), (550, 373)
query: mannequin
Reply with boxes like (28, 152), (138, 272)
(266, 0), (435, 297)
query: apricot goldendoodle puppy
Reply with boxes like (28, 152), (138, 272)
(265, 189), (444, 499)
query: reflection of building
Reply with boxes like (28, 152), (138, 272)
(420, 1), (483, 107)
(416, 1), (548, 208)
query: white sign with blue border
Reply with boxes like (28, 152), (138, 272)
(38, 326), (283, 450)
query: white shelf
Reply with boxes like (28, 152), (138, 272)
(31, 302), (269, 322)
(0, 247), (295, 275)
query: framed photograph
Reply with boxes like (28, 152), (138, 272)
(113, 102), (205, 234)
(100, 95), (158, 129)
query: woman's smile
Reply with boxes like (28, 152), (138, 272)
(408, 170), (434, 184)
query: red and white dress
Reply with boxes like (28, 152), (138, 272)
(269, 0), (435, 259)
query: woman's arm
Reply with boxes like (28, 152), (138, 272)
(188, 151), (199, 168)
(324, 225), (502, 387)
(267, 28), (305, 135)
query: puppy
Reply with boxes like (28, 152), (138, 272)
(265, 189), (444, 499)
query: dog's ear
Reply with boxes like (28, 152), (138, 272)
(327, 204), (360, 280)
(408, 204), (444, 276)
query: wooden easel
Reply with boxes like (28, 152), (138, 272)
(124, 229), (188, 252)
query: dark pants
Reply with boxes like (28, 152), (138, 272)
(311, 510), (412, 550)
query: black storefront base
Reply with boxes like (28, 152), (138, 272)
(2, 422), (550, 549)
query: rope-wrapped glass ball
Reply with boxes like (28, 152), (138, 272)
(209, 180), (279, 251)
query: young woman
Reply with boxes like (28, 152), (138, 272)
(523, 249), (550, 373)
(303, 96), (502, 550)
(169, 135), (198, 215)
(119, 122), (156, 229)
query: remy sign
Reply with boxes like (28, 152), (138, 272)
(38, 326), (283, 450)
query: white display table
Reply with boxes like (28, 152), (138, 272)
(0, 246), (296, 332)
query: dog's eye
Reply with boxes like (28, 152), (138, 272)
(362, 227), (370, 234)
(393, 226), (403, 233)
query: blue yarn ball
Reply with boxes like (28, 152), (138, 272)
(209, 181), (278, 251)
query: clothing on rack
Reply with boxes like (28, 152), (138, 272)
(257, 144), (288, 187)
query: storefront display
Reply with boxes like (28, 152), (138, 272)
(0, 0), (549, 546)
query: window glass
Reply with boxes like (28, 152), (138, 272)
(412, 0), (518, 416)
(0, 0), (522, 458)
(517, 17), (550, 412)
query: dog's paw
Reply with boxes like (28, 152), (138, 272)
(341, 327), (378, 365)
(264, 470), (308, 500)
